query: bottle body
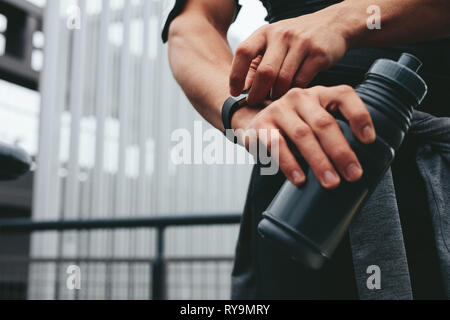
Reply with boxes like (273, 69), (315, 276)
(258, 116), (395, 269)
(257, 54), (427, 270)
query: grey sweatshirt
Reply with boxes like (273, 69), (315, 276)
(350, 111), (450, 299)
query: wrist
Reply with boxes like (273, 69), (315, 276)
(320, 2), (368, 50)
(231, 105), (259, 131)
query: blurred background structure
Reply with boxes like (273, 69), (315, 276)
(0, 0), (267, 299)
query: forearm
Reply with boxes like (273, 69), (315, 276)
(168, 14), (234, 131)
(325, 0), (450, 49)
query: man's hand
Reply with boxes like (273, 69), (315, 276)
(232, 85), (376, 189)
(229, 7), (350, 105)
(229, 0), (450, 107)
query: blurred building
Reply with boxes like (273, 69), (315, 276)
(0, 0), (267, 300)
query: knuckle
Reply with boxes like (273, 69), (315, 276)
(316, 56), (330, 69)
(277, 69), (292, 85)
(293, 124), (312, 140)
(277, 29), (292, 41)
(301, 88), (313, 97)
(229, 75), (240, 86)
(331, 147), (354, 165)
(258, 24), (270, 34)
(310, 44), (327, 58)
(311, 85), (327, 92)
(286, 87), (305, 99)
(299, 35), (312, 49)
(335, 84), (355, 95)
(258, 64), (277, 80)
(309, 49), (331, 69)
(267, 103), (283, 117)
(294, 74), (316, 89)
(236, 44), (253, 59)
(350, 111), (371, 125)
(308, 85), (327, 96)
(312, 114), (336, 131)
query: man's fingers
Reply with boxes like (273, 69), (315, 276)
(230, 34), (266, 96)
(292, 55), (328, 88)
(317, 85), (376, 144)
(274, 107), (340, 189)
(291, 89), (363, 183)
(272, 43), (308, 100)
(258, 127), (306, 186)
(247, 43), (288, 106)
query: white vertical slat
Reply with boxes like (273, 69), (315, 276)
(90, 1), (110, 271)
(92, 0), (110, 221)
(143, 1), (163, 267)
(31, 0), (61, 226)
(134, 3), (152, 296)
(29, 0), (61, 300)
(112, 0), (131, 300)
(137, 0), (151, 219)
(63, 0), (88, 299)
(115, 0), (131, 218)
(64, 0), (87, 222)
(53, 22), (73, 300)
(158, 57), (172, 214)
(149, 0), (162, 216)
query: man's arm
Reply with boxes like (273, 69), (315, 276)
(229, 0), (450, 104)
(344, 0), (450, 49)
(168, 0), (256, 131)
(166, 0), (373, 189)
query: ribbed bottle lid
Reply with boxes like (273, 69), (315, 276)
(367, 53), (428, 104)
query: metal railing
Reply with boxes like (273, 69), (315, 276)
(0, 214), (242, 300)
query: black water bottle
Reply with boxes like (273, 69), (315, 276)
(257, 53), (428, 270)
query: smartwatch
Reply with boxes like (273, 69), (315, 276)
(221, 91), (249, 143)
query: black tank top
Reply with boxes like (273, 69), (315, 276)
(259, 0), (450, 117)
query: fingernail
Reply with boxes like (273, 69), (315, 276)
(292, 171), (305, 185)
(346, 163), (363, 181)
(361, 125), (375, 141)
(323, 170), (339, 187)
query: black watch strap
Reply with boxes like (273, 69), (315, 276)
(221, 92), (249, 137)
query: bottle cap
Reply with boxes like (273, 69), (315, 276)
(367, 53), (428, 104)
